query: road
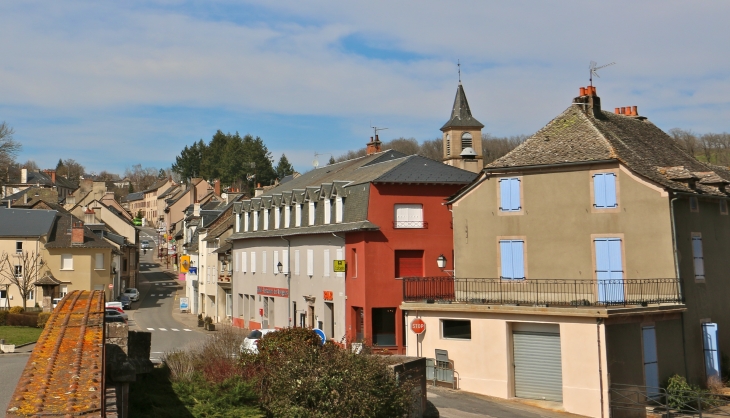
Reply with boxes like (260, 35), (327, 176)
(131, 227), (205, 361)
(0, 351), (32, 415)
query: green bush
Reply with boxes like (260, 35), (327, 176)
(0, 310), (7, 326)
(251, 328), (413, 418)
(173, 373), (260, 417)
(9, 306), (24, 314)
(37, 312), (51, 328)
(7, 313), (38, 327)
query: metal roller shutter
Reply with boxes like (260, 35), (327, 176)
(513, 331), (563, 402)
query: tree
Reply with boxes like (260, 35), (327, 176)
(55, 158), (85, 182)
(124, 164), (159, 191)
(171, 139), (206, 180)
(418, 138), (443, 160)
(20, 160), (39, 171)
(275, 154), (294, 179)
(0, 122), (21, 187)
(0, 251), (47, 310)
(158, 168), (167, 179)
(328, 156), (336, 165)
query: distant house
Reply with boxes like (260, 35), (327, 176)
(402, 86), (730, 417)
(1, 168), (78, 203)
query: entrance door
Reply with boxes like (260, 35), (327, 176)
(513, 324), (563, 402)
(594, 238), (625, 304)
(642, 326), (660, 397)
(308, 305), (315, 329)
(325, 302), (334, 339)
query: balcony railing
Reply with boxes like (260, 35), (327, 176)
(402, 277), (683, 307)
(393, 221), (428, 229)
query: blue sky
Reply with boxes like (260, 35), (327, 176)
(1, 1), (728, 175)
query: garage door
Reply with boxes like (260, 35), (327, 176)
(513, 324), (563, 402)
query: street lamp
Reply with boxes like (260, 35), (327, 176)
(277, 261), (284, 275)
(436, 254), (454, 277)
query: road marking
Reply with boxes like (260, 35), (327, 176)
(147, 328), (155, 331)
(167, 294), (172, 297)
(171, 328), (179, 331)
(183, 329), (192, 332)
(159, 328), (167, 331)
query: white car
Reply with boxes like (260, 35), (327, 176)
(241, 329), (277, 354)
(141, 240), (151, 249)
(123, 288), (139, 302)
(106, 308), (128, 321)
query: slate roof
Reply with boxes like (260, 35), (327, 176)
(123, 192), (143, 202)
(44, 212), (116, 249)
(231, 221), (379, 240)
(441, 83), (484, 131)
(485, 99), (730, 197)
(0, 208), (57, 237)
(374, 155), (477, 184)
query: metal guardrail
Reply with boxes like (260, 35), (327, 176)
(610, 383), (730, 417)
(403, 277), (683, 307)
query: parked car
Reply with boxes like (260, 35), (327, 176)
(106, 301), (123, 310)
(240, 329), (277, 354)
(52, 298), (63, 309)
(106, 308), (128, 321)
(105, 313), (126, 324)
(132, 218), (142, 226)
(117, 294), (131, 310)
(140, 240), (151, 249)
(123, 288), (139, 302)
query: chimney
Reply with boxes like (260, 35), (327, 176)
(575, 86), (602, 118)
(84, 207), (95, 224)
(214, 179), (221, 196)
(366, 135), (382, 155)
(21, 168), (27, 184)
(255, 183), (264, 197)
(71, 220), (85, 245)
(193, 202), (200, 217)
(44, 169), (56, 183)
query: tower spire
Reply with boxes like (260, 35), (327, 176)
(458, 60), (461, 84)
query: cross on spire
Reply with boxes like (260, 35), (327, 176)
(458, 60), (461, 84)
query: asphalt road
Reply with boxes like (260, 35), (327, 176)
(131, 237), (206, 362)
(0, 352), (32, 415)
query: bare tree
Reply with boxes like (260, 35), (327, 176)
(20, 160), (39, 171)
(418, 138), (443, 161)
(0, 122), (21, 187)
(482, 134), (528, 164)
(124, 164), (160, 191)
(55, 158), (85, 182)
(0, 251), (47, 310)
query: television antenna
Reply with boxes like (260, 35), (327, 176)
(589, 61), (615, 86)
(313, 152), (332, 169)
(371, 125), (388, 138)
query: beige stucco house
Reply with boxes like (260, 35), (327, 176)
(402, 86), (730, 417)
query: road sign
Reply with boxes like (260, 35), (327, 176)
(180, 297), (189, 311)
(313, 328), (326, 345)
(333, 260), (346, 272)
(410, 318), (426, 335)
(180, 255), (190, 273)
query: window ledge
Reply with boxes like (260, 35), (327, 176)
(60, 269), (74, 271)
(94, 269), (105, 271)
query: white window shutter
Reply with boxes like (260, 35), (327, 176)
(307, 249), (314, 276)
(273, 250), (279, 275)
(242, 251), (247, 273)
(253, 211), (259, 231)
(251, 251), (256, 273)
(262, 251), (267, 274)
(308, 201), (315, 226)
(283, 249), (289, 274)
(264, 209), (269, 230)
(244, 213), (249, 232)
(285, 206), (291, 228)
(323, 250), (330, 277)
(324, 200), (331, 224)
(294, 250), (300, 275)
(335, 197), (343, 223)
(296, 205), (302, 227)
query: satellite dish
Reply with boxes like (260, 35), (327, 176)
(313, 159), (319, 169)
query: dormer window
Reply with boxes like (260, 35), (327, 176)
(335, 197), (343, 223)
(324, 199), (331, 224)
(308, 201), (316, 226)
(285, 206), (291, 227)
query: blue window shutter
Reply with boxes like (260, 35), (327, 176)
(499, 179), (510, 211)
(703, 323), (721, 379)
(607, 239), (623, 279)
(595, 239), (610, 280)
(642, 326), (660, 396)
(511, 241), (525, 279)
(500, 240), (513, 279)
(605, 173), (617, 207)
(510, 179), (521, 210)
(594, 174), (607, 208)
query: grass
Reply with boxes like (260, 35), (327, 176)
(0, 326), (42, 346)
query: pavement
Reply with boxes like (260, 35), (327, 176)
(427, 386), (588, 418)
(0, 343), (35, 415)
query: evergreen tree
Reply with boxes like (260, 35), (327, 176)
(276, 154), (295, 179)
(171, 139), (206, 180)
(158, 168), (166, 179)
(327, 156), (336, 165)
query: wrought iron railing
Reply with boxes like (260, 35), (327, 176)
(402, 277), (682, 307)
(392, 221), (428, 229)
(610, 383), (730, 416)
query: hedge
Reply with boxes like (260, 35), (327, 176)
(0, 310), (7, 326)
(7, 313), (39, 327)
(37, 312), (51, 328)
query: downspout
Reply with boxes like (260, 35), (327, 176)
(280, 236), (291, 326)
(670, 195), (690, 377)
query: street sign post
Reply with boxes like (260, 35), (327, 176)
(333, 260), (346, 272)
(313, 328), (326, 346)
(180, 297), (189, 312)
(410, 318), (426, 335)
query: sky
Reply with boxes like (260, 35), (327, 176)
(1, 1), (728, 176)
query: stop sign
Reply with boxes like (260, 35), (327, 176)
(410, 318), (426, 334)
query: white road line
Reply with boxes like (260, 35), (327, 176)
(147, 328), (155, 331)
(167, 294), (172, 297)
(159, 328), (167, 331)
(183, 329), (192, 332)
(171, 329), (179, 331)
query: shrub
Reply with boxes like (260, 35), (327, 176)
(9, 306), (24, 314)
(252, 328), (413, 418)
(37, 312), (51, 328)
(0, 310), (7, 326)
(7, 313), (38, 327)
(173, 373), (259, 417)
(164, 350), (196, 382)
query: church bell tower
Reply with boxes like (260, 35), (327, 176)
(441, 82), (484, 173)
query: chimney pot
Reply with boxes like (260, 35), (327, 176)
(615, 108), (620, 114)
(620, 107), (626, 115)
(632, 106), (638, 116)
(580, 87), (586, 96)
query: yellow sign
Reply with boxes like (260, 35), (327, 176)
(180, 255), (190, 273)
(333, 260), (346, 272)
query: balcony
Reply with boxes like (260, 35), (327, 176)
(403, 277), (683, 307)
(393, 221), (428, 229)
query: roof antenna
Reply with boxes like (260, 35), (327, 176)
(589, 61), (615, 87)
(458, 59), (461, 84)
(371, 125), (388, 139)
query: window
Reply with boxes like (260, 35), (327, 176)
(499, 178), (521, 212)
(95, 253), (104, 270)
(323, 250), (330, 277)
(285, 206), (291, 227)
(499, 240), (525, 280)
(690, 197), (699, 212)
(593, 173), (618, 208)
(60, 285), (68, 297)
(307, 249), (314, 276)
(642, 326), (659, 397)
(61, 254), (73, 270)
(294, 250), (300, 275)
(27, 289), (34, 300)
(264, 209), (269, 230)
(234, 252), (239, 272)
(372, 308), (396, 346)
(594, 237), (625, 303)
(275, 207), (281, 229)
(692, 233), (705, 280)
(324, 199), (331, 224)
(395, 250), (424, 278)
(14, 265), (22, 279)
(721, 200), (728, 215)
(446, 133), (451, 156)
(308, 201), (316, 226)
(442, 319), (471, 340)
(253, 211), (259, 231)
(226, 292), (233, 317)
(461, 132), (473, 150)
(251, 251), (256, 273)
(394, 204), (424, 228)
(242, 251), (247, 273)
(351, 248), (358, 278)
(295, 204), (302, 227)
(16, 241), (22, 253)
(273, 250), (279, 275)
(244, 212), (250, 232)
(248, 295), (256, 320)
(703, 322), (721, 379)
(335, 197), (343, 223)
